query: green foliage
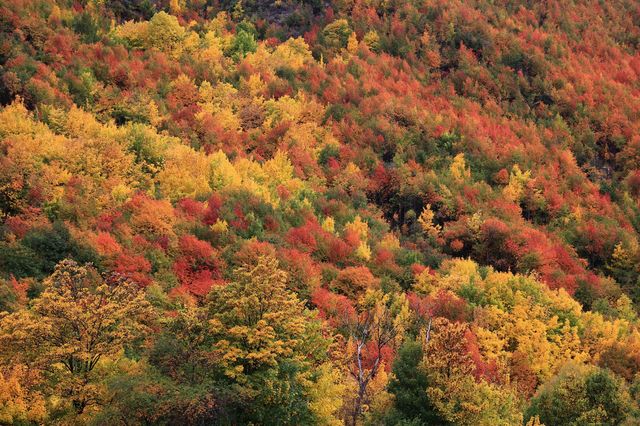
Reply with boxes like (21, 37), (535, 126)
(229, 29), (257, 60)
(71, 12), (100, 43)
(525, 364), (635, 426)
(0, 243), (42, 279)
(0, 280), (18, 313)
(21, 222), (99, 275)
(322, 19), (351, 49)
(386, 339), (447, 425)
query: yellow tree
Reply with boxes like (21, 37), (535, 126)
(450, 153), (471, 183)
(207, 255), (342, 424)
(0, 260), (152, 415)
(0, 364), (47, 423)
(418, 204), (441, 239)
(422, 318), (522, 425)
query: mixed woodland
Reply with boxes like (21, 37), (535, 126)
(1, 0), (640, 424)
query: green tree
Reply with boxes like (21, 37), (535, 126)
(229, 29), (257, 60)
(386, 339), (447, 425)
(323, 19), (352, 49)
(526, 363), (635, 426)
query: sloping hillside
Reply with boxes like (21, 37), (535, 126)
(0, 0), (639, 424)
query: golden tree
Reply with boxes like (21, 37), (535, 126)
(0, 260), (152, 415)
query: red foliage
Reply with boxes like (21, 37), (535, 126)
(113, 253), (152, 287)
(5, 216), (30, 239)
(343, 228), (361, 248)
(465, 329), (500, 383)
(331, 266), (379, 298)
(94, 232), (122, 256)
(326, 237), (354, 263)
(493, 168), (509, 185)
(203, 193), (224, 225)
(408, 290), (469, 323)
(311, 287), (357, 327)
(177, 198), (206, 220)
(286, 220), (321, 252)
(278, 248), (320, 293)
(173, 235), (222, 297)
(362, 340), (395, 372)
(95, 211), (122, 232)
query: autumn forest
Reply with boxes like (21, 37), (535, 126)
(1, 0), (640, 424)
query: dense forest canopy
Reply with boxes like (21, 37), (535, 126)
(1, 0), (640, 424)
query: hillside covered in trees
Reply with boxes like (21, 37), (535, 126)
(1, 0), (640, 424)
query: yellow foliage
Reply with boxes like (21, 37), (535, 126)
(363, 30), (381, 52)
(322, 217), (336, 233)
(0, 366), (47, 424)
(182, 31), (201, 55)
(378, 233), (400, 251)
(435, 258), (623, 383)
(111, 183), (132, 203)
(345, 215), (369, 241)
(418, 204), (441, 238)
(244, 44), (273, 73)
(147, 100), (162, 127)
(112, 20), (149, 49)
(145, 12), (186, 56)
(273, 37), (313, 71)
(263, 150), (295, 188)
(437, 258), (479, 291)
(356, 241), (372, 261)
(62, 105), (119, 139)
(244, 73), (266, 98)
(0, 100), (50, 137)
(169, 0), (183, 14)
(263, 93), (324, 127)
(206, 12), (230, 36)
(413, 268), (438, 295)
(113, 12), (186, 57)
(210, 219), (229, 233)
(283, 122), (321, 153)
(346, 32), (358, 54)
(0, 261), (152, 415)
(306, 363), (346, 426)
(503, 164), (531, 203)
(157, 144), (211, 201)
(209, 150), (243, 190)
(207, 150), (303, 207)
(129, 197), (176, 238)
(450, 153), (471, 183)
(199, 80), (237, 105)
(424, 318), (523, 425)
(198, 32), (227, 76)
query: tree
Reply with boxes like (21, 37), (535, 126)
(418, 204), (441, 239)
(421, 318), (522, 425)
(331, 266), (379, 299)
(0, 364), (47, 424)
(206, 255), (340, 424)
(0, 260), (152, 415)
(525, 363), (635, 426)
(342, 290), (409, 426)
(323, 19), (352, 49)
(449, 153), (470, 183)
(145, 12), (186, 55)
(386, 339), (447, 425)
(229, 29), (257, 60)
